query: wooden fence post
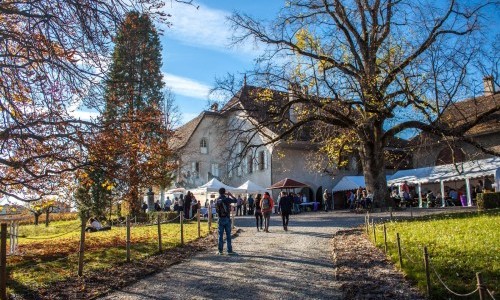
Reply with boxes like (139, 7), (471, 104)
(396, 233), (403, 268)
(197, 209), (201, 238)
(476, 272), (485, 300)
(77, 218), (86, 277)
(180, 214), (184, 245)
(157, 214), (162, 253)
(423, 246), (431, 298)
(366, 214), (369, 234)
(126, 216), (131, 262)
(208, 205), (212, 231)
(383, 224), (388, 253)
(389, 207), (393, 220)
(0, 223), (7, 300)
(410, 205), (413, 218)
(372, 221), (376, 244)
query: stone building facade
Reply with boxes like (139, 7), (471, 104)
(412, 77), (500, 168)
(170, 85), (351, 201)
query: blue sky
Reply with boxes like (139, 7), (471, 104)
(158, 1), (285, 124)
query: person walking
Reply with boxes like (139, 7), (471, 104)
(248, 194), (255, 215)
(242, 196), (248, 215)
(236, 195), (243, 216)
(164, 196), (172, 211)
(261, 192), (274, 232)
(184, 192), (192, 219)
(254, 194), (263, 231)
(279, 192), (293, 231)
(323, 190), (329, 212)
(215, 188), (238, 255)
(191, 196), (198, 218)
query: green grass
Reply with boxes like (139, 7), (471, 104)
(369, 210), (499, 299)
(7, 219), (210, 294)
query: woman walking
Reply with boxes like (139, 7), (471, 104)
(254, 194), (263, 231)
(261, 192), (274, 233)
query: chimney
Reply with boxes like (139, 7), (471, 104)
(483, 75), (495, 96)
(210, 103), (219, 112)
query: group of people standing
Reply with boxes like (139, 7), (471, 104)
(215, 188), (295, 255)
(141, 191), (201, 219)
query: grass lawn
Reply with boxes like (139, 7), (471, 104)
(6, 218), (210, 294)
(370, 209), (499, 299)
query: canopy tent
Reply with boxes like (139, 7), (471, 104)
(268, 178), (309, 189)
(332, 176), (366, 192)
(388, 157), (500, 208)
(236, 180), (267, 194)
(388, 157), (500, 185)
(191, 178), (244, 194)
(165, 187), (186, 194)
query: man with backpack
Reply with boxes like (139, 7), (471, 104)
(278, 192), (293, 231)
(261, 192), (274, 232)
(215, 187), (238, 255)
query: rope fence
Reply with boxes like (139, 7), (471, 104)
(364, 215), (496, 299)
(0, 212), (213, 298)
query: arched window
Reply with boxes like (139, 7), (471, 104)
(200, 138), (208, 154)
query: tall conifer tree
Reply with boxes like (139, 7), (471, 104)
(103, 11), (172, 215)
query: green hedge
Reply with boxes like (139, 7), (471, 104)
(476, 192), (500, 210)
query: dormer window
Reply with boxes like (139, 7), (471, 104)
(200, 138), (208, 154)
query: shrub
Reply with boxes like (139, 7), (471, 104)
(147, 211), (180, 223)
(17, 212), (78, 225)
(476, 192), (500, 210)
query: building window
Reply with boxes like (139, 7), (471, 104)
(200, 138), (208, 154)
(211, 163), (219, 177)
(227, 162), (233, 178)
(258, 151), (265, 170)
(247, 156), (253, 174)
(237, 162), (242, 177)
(192, 161), (200, 177)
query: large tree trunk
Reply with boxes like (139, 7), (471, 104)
(45, 210), (50, 227)
(358, 125), (389, 207)
(34, 213), (40, 225)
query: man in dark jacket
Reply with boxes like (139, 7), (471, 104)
(278, 192), (293, 231)
(216, 188), (238, 255)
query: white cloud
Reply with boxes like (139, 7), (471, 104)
(70, 110), (100, 120)
(161, 2), (257, 55)
(163, 73), (211, 100)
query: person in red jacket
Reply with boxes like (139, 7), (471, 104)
(261, 192), (274, 232)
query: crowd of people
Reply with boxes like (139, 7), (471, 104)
(344, 187), (373, 210)
(386, 179), (491, 208)
(141, 191), (202, 219)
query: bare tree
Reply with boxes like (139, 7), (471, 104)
(0, 0), (188, 202)
(218, 0), (500, 206)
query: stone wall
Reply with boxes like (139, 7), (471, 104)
(413, 132), (500, 168)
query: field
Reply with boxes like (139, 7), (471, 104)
(370, 210), (499, 299)
(5, 217), (210, 295)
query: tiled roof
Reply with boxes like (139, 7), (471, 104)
(170, 111), (223, 150)
(221, 85), (315, 140)
(439, 92), (500, 135)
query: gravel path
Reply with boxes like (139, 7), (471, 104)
(100, 212), (363, 300)
(99, 207), (471, 299)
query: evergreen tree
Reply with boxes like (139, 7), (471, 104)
(103, 11), (173, 216)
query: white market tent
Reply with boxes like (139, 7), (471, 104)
(332, 175), (392, 192)
(388, 157), (500, 207)
(191, 178), (244, 194)
(388, 157), (500, 185)
(332, 176), (366, 192)
(236, 180), (267, 194)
